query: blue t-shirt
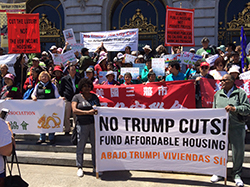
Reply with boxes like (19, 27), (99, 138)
(165, 72), (185, 81)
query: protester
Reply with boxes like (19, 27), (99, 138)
(0, 47), (3, 56)
(51, 66), (63, 91)
(0, 64), (9, 91)
(155, 44), (168, 58)
(141, 59), (152, 82)
(228, 65), (240, 80)
(146, 71), (157, 83)
(79, 48), (95, 77)
(59, 64), (80, 136)
(172, 46), (181, 54)
(209, 56), (227, 80)
(165, 61), (185, 81)
(189, 48), (196, 54)
(50, 45), (57, 54)
(125, 46), (131, 54)
(29, 57), (45, 76)
(217, 45), (226, 56)
(31, 71), (60, 144)
(48, 66), (54, 78)
(94, 56), (107, 76)
(226, 51), (241, 72)
(0, 74), (22, 100)
(142, 45), (153, 61)
(102, 71), (120, 85)
(190, 62), (214, 108)
(85, 67), (99, 85)
(14, 54), (28, 90)
(71, 78), (100, 177)
(196, 37), (215, 56)
(23, 67), (40, 91)
(0, 118), (14, 187)
(211, 74), (250, 187)
(226, 43), (236, 53)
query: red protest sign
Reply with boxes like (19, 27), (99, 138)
(165, 6), (195, 46)
(7, 13), (40, 54)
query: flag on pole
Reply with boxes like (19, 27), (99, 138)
(240, 26), (247, 72)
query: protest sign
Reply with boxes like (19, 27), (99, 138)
(120, 67), (140, 80)
(63, 28), (76, 45)
(133, 63), (145, 75)
(0, 54), (19, 75)
(95, 107), (228, 178)
(0, 99), (65, 134)
(60, 50), (77, 65)
(152, 58), (165, 76)
(53, 54), (62, 65)
(165, 6), (195, 46)
(80, 29), (138, 52)
(206, 54), (219, 67)
(163, 54), (182, 64)
(239, 71), (250, 80)
(71, 43), (84, 53)
(181, 52), (203, 65)
(0, 2), (26, 47)
(93, 81), (195, 108)
(98, 71), (118, 84)
(7, 13), (40, 53)
(125, 54), (137, 64)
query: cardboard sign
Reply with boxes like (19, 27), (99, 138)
(7, 13), (40, 53)
(152, 58), (165, 76)
(125, 54), (137, 64)
(60, 50), (77, 65)
(120, 67), (140, 80)
(71, 43), (84, 53)
(63, 28), (76, 45)
(165, 6), (195, 46)
(182, 52), (203, 65)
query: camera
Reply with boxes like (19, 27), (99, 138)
(1, 108), (10, 120)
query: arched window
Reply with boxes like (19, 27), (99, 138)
(110, 0), (166, 51)
(26, 0), (65, 51)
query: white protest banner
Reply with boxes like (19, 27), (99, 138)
(80, 29), (138, 52)
(95, 107), (228, 178)
(99, 71), (117, 84)
(125, 54), (137, 64)
(206, 54), (219, 67)
(0, 54), (19, 75)
(0, 99), (65, 134)
(181, 51), (203, 65)
(239, 71), (250, 80)
(63, 28), (76, 45)
(60, 50), (77, 65)
(133, 63), (145, 75)
(152, 58), (165, 76)
(120, 67), (140, 80)
(71, 43), (84, 53)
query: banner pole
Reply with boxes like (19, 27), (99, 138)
(180, 2), (182, 8)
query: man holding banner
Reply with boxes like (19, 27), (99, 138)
(212, 74), (250, 187)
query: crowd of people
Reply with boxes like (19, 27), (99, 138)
(0, 36), (250, 186)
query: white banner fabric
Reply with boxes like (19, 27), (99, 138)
(80, 29), (138, 52)
(0, 54), (19, 75)
(95, 107), (228, 177)
(0, 99), (65, 134)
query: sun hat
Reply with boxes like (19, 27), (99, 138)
(228, 65), (240, 74)
(4, 73), (15, 82)
(117, 52), (124, 59)
(216, 45), (225, 52)
(105, 71), (115, 77)
(142, 45), (152, 51)
(98, 56), (107, 64)
(42, 51), (48, 56)
(86, 67), (94, 73)
(189, 48), (195, 52)
(50, 45), (57, 50)
(57, 48), (63, 53)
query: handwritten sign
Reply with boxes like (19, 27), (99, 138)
(152, 58), (165, 76)
(61, 50), (77, 65)
(71, 43), (84, 53)
(63, 28), (76, 45)
(181, 52), (203, 65)
(165, 6), (195, 46)
(7, 13), (40, 53)
(125, 54), (137, 64)
(120, 67), (140, 80)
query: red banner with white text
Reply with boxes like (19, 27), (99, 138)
(92, 80), (196, 109)
(7, 13), (40, 54)
(200, 78), (250, 108)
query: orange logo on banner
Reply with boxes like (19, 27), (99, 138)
(7, 13), (40, 54)
(37, 113), (61, 129)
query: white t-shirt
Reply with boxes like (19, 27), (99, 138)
(0, 119), (12, 174)
(209, 69), (227, 80)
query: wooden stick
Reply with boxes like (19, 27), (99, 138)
(180, 2), (182, 8)
(224, 177), (227, 186)
(96, 172), (99, 179)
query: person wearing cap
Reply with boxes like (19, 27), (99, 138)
(0, 64), (9, 91)
(85, 67), (99, 85)
(165, 61), (186, 81)
(209, 57), (227, 80)
(94, 56), (107, 76)
(228, 65), (240, 80)
(57, 48), (63, 54)
(217, 45), (226, 56)
(50, 45), (57, 54)
(102, 71), (120, 85)
(190, 61), (214, 108)
(59, 64), (81, 135)
(79, 48), (96, 77)
(189, 48), (196, 54)
(0, 73), (22, 100)
(143, 45), (154, 61)
(196, 37), (215, 56)
(23, 67), (41, 93)
(211, 74), (250, 187)
(52, 66), (64, 91)
(29, 57), (45, 77)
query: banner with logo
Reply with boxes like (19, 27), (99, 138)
(165, 6), (195, 46)
(95, 107), (228, 178)
(93, 81), (195, 109)
(0, 2), (26, 47)
(0, 99), (65, 134)
(7, 13), (40, 53)
(80, 29), (138, 52)
(199, 78), (250, 108)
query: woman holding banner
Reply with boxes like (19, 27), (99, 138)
(71, 78), (100, 177)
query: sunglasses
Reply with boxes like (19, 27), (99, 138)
(220, 79), (230, 82)
(201, 66), (209, 70)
